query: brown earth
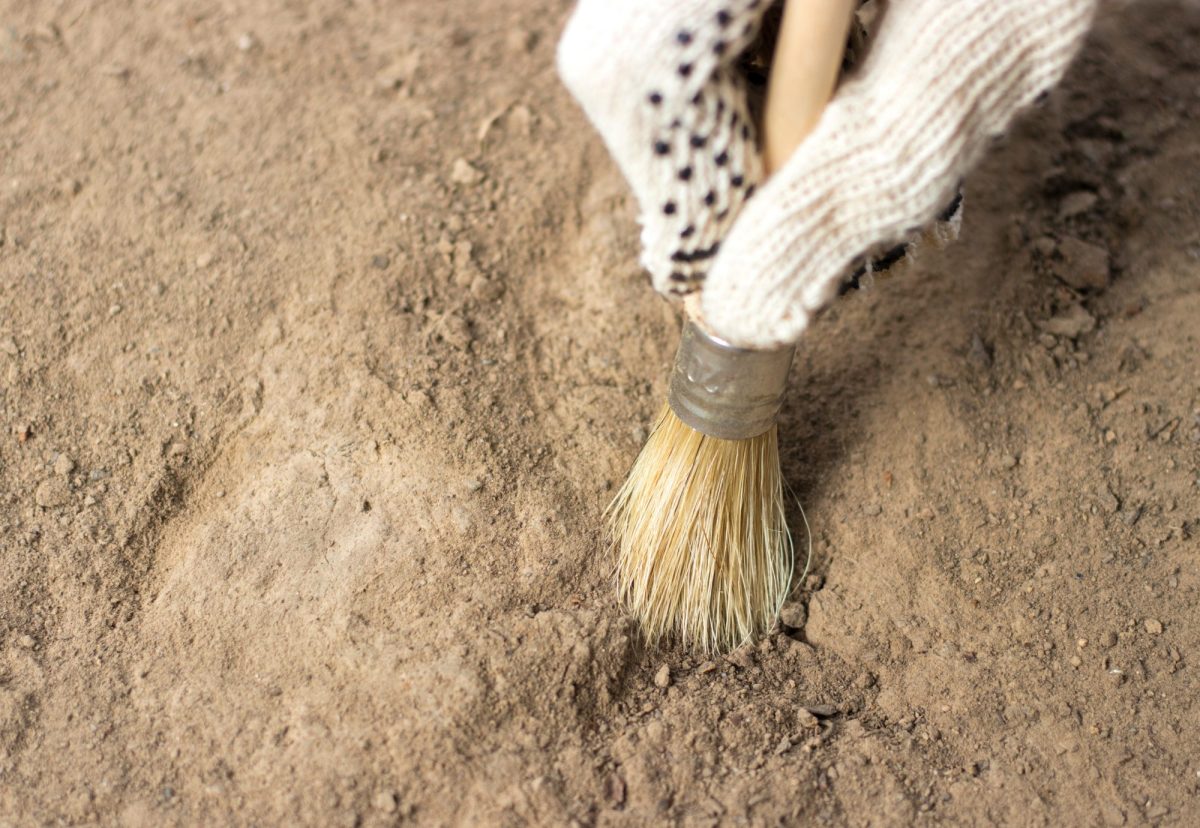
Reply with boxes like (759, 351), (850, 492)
(2, 0), (1199, 825)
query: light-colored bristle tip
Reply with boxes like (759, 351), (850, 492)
(607, 403), (794, 654)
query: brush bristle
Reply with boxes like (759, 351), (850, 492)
(607, 403), (793, 654)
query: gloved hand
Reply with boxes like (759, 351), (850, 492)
(558, 0), (1098, 348)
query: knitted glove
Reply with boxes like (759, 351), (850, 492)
(558, 0), (1097, 348)
(701, 0), (1098, 347)
(557, 0), (778, 298)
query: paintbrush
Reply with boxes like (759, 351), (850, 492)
(608, 0), (858, 653)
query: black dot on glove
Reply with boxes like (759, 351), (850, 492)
(653, 140), (670, 155)
(703, 190), (716, 206)
(678, 166), (693, 181)
(939, 190), (965, 221)
(678, 63), (693, 78)
(731, 174), (744, 188)
(689, 134), (706, 149)
(716, 10), (732, 27)
(713, 40), (727, 56)
(648, 91), (663, 106)
(669, 271), (688, 282)
(680, 224), (696, 239)
(676, 30), (693, 45)
(874, 244), (909, 271)
(663, 201), (677, 215)
(714, 151), (728, 166)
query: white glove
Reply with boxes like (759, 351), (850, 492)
(558, 0), (773, 299)
(558, 0), (1098, 348)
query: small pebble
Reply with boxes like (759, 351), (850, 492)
(1038, 304), (1095, 339)
(16, 634), (35, 648)
(196, 252), (214, 268)
(371, 254), (390, 270)
(796, 708), (819, 728)
(654, 664), (671, 688)
(236, 32), (258, 52)
(1054, 236), (1110, 290)
(605, 773), (626, 807)
(1033, 236), (1058, 257)
(1144, 619), (1163, 636)
(1146, 804), (1169, 820)
(1058, 190), (1098, 219)
(372, 791), (397, 814)
(53, 454), (74, 476)
(450, 158), (484, 186)
(725, 646), (756, 670)
(779, 602), (806, 628)
(0, 337), (18, 356)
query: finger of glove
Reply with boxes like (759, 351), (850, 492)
(558, 0), (770, 297)
(702, 0), (1098, 348)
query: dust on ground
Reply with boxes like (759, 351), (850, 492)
(1, 1), (1199, 825)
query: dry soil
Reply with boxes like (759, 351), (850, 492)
(2, 0), (1199, 825)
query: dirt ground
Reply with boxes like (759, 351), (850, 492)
(1, 0), (1199, 825)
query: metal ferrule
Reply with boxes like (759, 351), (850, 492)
(667, 321), (796, 440)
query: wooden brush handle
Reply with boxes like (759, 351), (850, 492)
(763, 0), (857, 176)
(686, 0), (855, 326)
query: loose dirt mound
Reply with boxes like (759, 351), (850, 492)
(1, 1), (1198, 824)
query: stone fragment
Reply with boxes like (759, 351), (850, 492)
(1055, 237), (1110, 290)
(1037, 304), (1096, 338)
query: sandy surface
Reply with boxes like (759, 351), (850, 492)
(2, 0), (1199, 825)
